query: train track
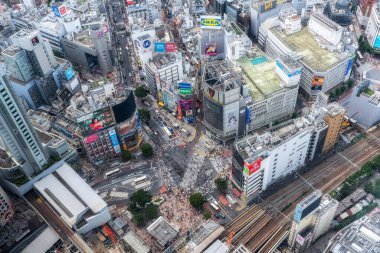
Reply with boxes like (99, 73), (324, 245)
(225, 128), (380, 252)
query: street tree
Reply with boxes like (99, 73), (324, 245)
(144, 203), (159, 220)
(141, 143), (154, 158)
(214, 177), (228, 193)
(203, 210), (211, 220)
(138, 109), (151, 123)
(130, 189), (152, 208)
(133, 213), (145, 227)
(122, 149), (133, 162)
(135, 86), (148, 98)
(189, 192), (204, 209)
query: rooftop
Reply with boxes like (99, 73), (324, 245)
(2, 45), (22, 57)
(0, 148), (17, 169)
(147, 53), (182, 70)
(147, 216), (178, 247)
(236, 49), (285, 102)
(122, 231), (150, 253)
(270, 27), (345, 72)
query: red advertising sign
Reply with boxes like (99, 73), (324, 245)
(165, 42), (177, 52)
(244, 157), (262, 175)
(85, 134), (99, 144)
(126, 0), (134, 5)
(59, 5), (67, 16)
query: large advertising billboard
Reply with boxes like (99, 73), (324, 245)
(165, 42), (177, 52)
(84, 134), (99, 144)
(205, 87), (223, 104)
(179, 82), (192, 95)
(65, 67), (74, 80)
(258, 0), (277, 13)
(243, 158), (261, 176)
(205, 41), (217, 56)
(77, 107), (115, 136)
(374, 36), (380, 49)
(117, 115), (137, 135)
(109, 128), (121, 153)
(227, 111), (238, 128)
(52, 4), (67, 17)
(204, 98), (223, 131)
(200, 16), (222, 30)
(311, 76), (324, 91)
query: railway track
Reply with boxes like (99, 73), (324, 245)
(225, 129), (380, 252)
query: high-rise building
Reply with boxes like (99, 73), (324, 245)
(321, 103), (345, 153)
(357, 0), (377, 27)
(0, 66), (48, 179)
(2, 45), (35, 82)
(11, 29), (57, 77)
(0, 186), (13, 227)
(89, 24), (113, 75)
(365, 3), (380, 50)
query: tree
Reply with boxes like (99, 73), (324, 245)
(214, 178), (228, 193)
(135, 86), (148, 98)
(291, 112), (299, 119)
(329, 93), (335, 101)
(130, 189), (152, 208)
(339, 183), (353, 200)
(189, 192), (204, 209)
(138, 109), (151, 123)
(141, 143), (154, 158)
(144, 203), (159, 220)
(133, 213), (145, 227)
(122, 149), (133, 162)
(347, 79), (354, 89)
(203, 210), (211, 220)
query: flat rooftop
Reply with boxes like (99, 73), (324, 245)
(2, 45), (22, 57)
(237, 50), (285, 102)
(147, 216), (178, 247)
(270, 27), (344, 72)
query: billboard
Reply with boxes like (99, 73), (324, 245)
(205, 87), (223, 104)
(374, 35), (380, 49)
(245, 108), (250, 124)
(154, 42), (166, 52)
(52, 4), (67, 17)
(165, 42), (177, 52)
(185, 110), (193, 116)
(77, 107), (115, 136)
(311, 76), (324, 91)
(345, 59), (353, 76)
(31, 36), (39, 46)
(294, 191), (322, 222)
(258, 0), (277, 13)
(243, 158), (261, 176)
(179, 82), (192, 95)
(227, 111), (238, 127)
(143, 40), (151, 48)
(65, 67), (74, 80)
(205, 41), (217, 56)
(84, 134), (99, 144)
(179, 99), (193, 111)
(296, 234), (305, 246)
(204, 98), (223, 131)
(200, 16), (222, 30)
(109, 128), (121, 153)
(118, 115), (137, 135)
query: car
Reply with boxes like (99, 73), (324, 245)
(215, 212), (226, 219)
(155, 110), (160, 115)
(163, 121), (167, 126)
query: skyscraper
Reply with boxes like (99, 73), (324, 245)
(0, 186), (13, 227)
(0, 66), (48, 179)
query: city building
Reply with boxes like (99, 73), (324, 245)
(324, 0), (352, 26)
(234, 50), (300, 131)
(0, 66), (48, 180)
(34, 162), (111, 234)
(250, 0), (292, 38)
(365, 3), (380, 50)
(321, 102), (345, 153)
(288, 191), (323, 252)
(164, 220), (225, 253)
(147, 216), (179, 250)
(357, 0), (377, 27)
(198, 16), (225, 60)
(0, 186), (13, 227)
(346, 79), (380, 129)
(202, 61), (244, 143)
(145, 53), (184, 99)
(311, 196), (339, 242)
(62, 27), (113, 75)
(122, 230), (150, 253)
(204, 240), (229, 253)
(324, 209), (380, 253)
(65, 83), (140, 164)
(231, 117), (313, 201)
(259, 12), (354, 96)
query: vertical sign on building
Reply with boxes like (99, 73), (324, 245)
(109, 128), (121, 154)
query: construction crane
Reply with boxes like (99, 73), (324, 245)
(342, 112), (358, 128)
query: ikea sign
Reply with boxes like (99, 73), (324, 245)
(200, 16), (222, 30)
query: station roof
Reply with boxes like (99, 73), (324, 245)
(21, 227), (60, 253)
(270, 27), (345, 72)
(236, 49), (287, 102)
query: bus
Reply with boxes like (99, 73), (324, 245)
(105, 168), (120, 178)
(134, 175), (151, 190)
(163, 126), (172, 138)
(210, 202), (220, 211)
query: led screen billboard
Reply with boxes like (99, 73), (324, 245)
(117, 115), (137, 135)
(204, 97), (223, 131)
(154, 42), (166, 52)
(311, 76), (324, 91)
(109, 128), (121, 153)
(258, 0), (277, 13)
(165, 42), (176, 52)
(205, 41), (217, 56)
(84, 134), (99, 144)
(77, 107), (115, 136)
(65, 67), (74, 80)
(374, 36), (380, 49)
